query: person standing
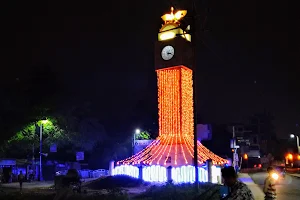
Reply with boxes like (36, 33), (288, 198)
(263, 167), (277, 200)
(221, 166), (254, 200)
(18, 171), (24, 192)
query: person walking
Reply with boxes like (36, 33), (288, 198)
(263, 167), (277, 200)
(18, 171), (24, 192)
(221, 166), (254, 200)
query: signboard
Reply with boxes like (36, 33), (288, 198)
(0, 159), (16, 166)
(134, 140), (154, 154)
(135, 140), (154, 146)
(76, 152), (84, 161)
(236, 138), (250, 143)
(50, 144), (57, 152)
(230, 139), (240, 148)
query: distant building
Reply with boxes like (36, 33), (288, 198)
(226, 112), (277, 158)
(227, 124), (259, 155)
(248, 112), (277, 155)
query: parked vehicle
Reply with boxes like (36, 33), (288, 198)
(285, 153), (300, 168)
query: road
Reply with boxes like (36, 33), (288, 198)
(1, 181), (54, 189)
(250, 172), (300, 200)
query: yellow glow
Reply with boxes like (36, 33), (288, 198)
(159, 31), (176, 41)
(298, 155), (300, 160)
(159, 8), (191, 42)
(288, 154), (293, 160)
(271, 173), (279, 180)
(41, 120), (48, 124)
(244, 154), (248, 160)
(160, 24), (178, 32)
(161, 7), (187, 24)
(174, 11), (186, 20)
(158, 27), (191, 42)
(181, 33), (191, 42)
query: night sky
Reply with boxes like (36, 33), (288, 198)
(0, 1), (297, 140)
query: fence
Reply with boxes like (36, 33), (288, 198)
(112, 164), (221, 184)
(55, 169), (108, 179)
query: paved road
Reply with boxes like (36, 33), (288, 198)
(250, 172), (300, 200)
(1, 181), (53, 189)
(239, 173), (264, 200)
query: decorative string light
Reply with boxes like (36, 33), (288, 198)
(113, 164), (222, 184)
(117, 66), (228, 166)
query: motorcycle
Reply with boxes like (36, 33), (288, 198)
(271, 172), (280, 184)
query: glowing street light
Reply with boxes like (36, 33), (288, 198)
(135, 129), (141, 134)
(290, 134), (295, 139)
(41, 119), (48, 124)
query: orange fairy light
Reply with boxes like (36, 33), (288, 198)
(117, 66), (227, 166)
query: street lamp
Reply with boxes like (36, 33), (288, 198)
(290, 134), (300, 154)
(39, 119), (48, 181)
(132, 129), (141, 155)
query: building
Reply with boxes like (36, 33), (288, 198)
(248, 113), (277, 155)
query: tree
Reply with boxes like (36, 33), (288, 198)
(3, 117), (71, 158)
(135, 130), (151, 140)
(2, 111), (112, 163)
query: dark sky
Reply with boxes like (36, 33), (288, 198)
(0, 1), (298, 139)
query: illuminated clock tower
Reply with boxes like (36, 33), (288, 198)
(155, 7), (194, 140)
(116, 7), (228, 167)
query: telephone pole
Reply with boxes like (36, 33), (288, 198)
(39, 124), (43, 181)
(232, 126), (239, 172)
(191, 0), (199, 191)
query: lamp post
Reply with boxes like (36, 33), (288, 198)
(290, 134), (300, 154)
(39, 119), (48, 181)
(133, 129), (141, 155)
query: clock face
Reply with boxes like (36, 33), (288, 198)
(161, 45), (175, 61)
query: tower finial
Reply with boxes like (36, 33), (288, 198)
(161, 7), (187, 25)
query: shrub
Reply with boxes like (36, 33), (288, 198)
(86, 175), (144, 190)
(134, 182), (215, 200)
